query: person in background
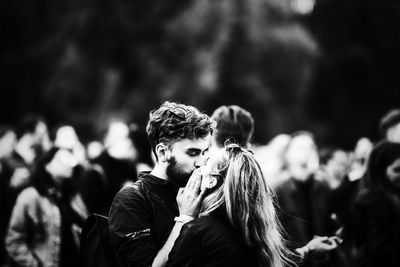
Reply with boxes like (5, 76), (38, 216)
(254, 134), (292, 188)
(108, 101), (216, 267)
(52, 124), (86, 165)
(5, 146), (88, 267)
(317, 147), (349, 190)
(1, 116), (52, 267)
(80, 121), (138, 216)
(327, 137), (373, 267)
(167, 144), (293, 267)
(380, 109), (400, 143)
(274, 131), (339, 267)
(0, 126), (17, 267)
(9, 115), (51, 194)
(351, 141), (400, 267)
(209, 105), (254, 152)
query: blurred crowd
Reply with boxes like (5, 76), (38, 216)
(0, 107), (400, 267)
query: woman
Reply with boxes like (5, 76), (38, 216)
(352, 141), (400, 267)
(166, 144), (293, 267)
(6, 146), (88, 267)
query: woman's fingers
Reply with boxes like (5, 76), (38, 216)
(186, 169), (201, 191)
(177, 187), (185, 198)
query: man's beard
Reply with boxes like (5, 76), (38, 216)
(166, 156), (192, 187)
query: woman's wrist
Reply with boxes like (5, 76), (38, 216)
(174, 214), (194, 224)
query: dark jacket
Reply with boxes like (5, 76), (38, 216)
(82, 152), (137, 216)
(166, 215), (257, 267)
(108, 172), (179, 267)
(275, 176), (333, 249)
(352, 189), (400, 267)
(6, 187), (88, 267)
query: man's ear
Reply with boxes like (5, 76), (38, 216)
(155, 143), (170, 162)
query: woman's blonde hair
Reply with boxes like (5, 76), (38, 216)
(199, 144), (294, 267)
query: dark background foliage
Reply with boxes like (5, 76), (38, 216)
(1, 0), (399, 148)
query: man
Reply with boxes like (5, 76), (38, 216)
(108, 101), (216, 267)
(380, 109), (400, 143)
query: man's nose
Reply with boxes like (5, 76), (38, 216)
(194, 154), (208, 168)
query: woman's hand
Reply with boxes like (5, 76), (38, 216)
(176, 169), (207, 218)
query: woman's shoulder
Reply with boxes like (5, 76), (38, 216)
(179, 216), (256, 265)
(180, 216), (226, 239)
(185, 216), (226, 231)
(183, 215), (244, 245)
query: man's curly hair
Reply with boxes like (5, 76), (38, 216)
(146, 101), (216, 159)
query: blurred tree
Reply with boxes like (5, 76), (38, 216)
(1, 0), (318, 144)
(306, 0), (400, 148)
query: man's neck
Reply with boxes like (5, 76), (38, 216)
(150, 163), (168, 181)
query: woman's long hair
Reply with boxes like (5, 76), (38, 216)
(199, 144), (293, 267)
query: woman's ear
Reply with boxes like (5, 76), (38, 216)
(155, 143), (171, 162)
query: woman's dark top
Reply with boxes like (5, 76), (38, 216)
(166, 215), (257, 267)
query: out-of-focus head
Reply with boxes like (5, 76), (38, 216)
(146, 101), (216, 161)
(86, 141), (104, 160)
(104, 121), (130, 148)
(53, 124), (86, 163)
(210, 105), (254, 151)
(354, 137), (373, 160)
(45, 147), (78, 182)
(284, 131), (319, 181)
(0, 126), (17, 158)
(31, 146), (79, 196)
(18, 115), (50, 146)
(380, 109), (400, 143)
(319, 147), (349, 188)
(367, 141), (400, 190)
(104, 121), (137, 160)
(54, 125), (79, 149)
(267, 134), (291, 154)
(16, 115), (51, 160)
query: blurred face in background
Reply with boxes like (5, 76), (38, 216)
(105, 121), (138, 161)
(0, 130), (17, 158)
(386, 158), (400, 188)
(325, 150), (349, 188)
(328, 151), (348, 177)
(46, 149), (78, 184)
(285, 134), (319, 181)
(387, 122), (400, 143)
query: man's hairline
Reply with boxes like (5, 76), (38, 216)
(159, 134), (212, 150)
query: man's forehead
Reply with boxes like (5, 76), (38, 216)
(172, 135), (211, 150)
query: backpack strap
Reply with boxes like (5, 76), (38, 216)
(80, 213), (119, 267)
